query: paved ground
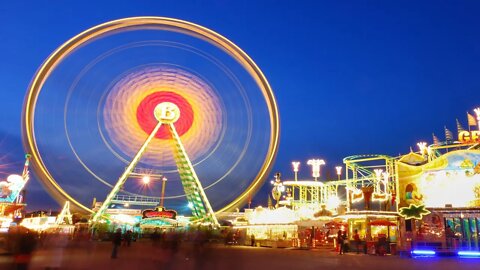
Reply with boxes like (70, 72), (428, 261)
(1, 240), (479, 270)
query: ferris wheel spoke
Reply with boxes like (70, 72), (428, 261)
(92, 120), (164, 222)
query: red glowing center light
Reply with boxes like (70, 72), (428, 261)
(136, 91), (194, 139)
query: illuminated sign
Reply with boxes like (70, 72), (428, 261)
(458, 131), (480, 143)
(399, 204), (431, 220)
(0, 174), (27, 203)
(142, 208), (177, 219)
(398, 151), (480, 208)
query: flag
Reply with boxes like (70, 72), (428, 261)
(444, 126), (453, 142)
(432, 133), (440, 145)
(456, 119), (465, 133)
(467, 112), (477, 126)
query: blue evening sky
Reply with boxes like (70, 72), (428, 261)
(1, 1), (479, 210)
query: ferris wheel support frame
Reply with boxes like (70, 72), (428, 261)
(91, 121), (164, 223)
(92, 102), (219, 226)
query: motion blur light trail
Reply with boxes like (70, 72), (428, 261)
(22, 17), (279, 213)
(101, 65), (223, 167)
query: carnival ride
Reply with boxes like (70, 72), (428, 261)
(20, 201), (74, 232)
(22, 17), (279, 226)
(275, 154), (397, 218)
(262, 108), (480, 252)
(0, 154), (31, 230)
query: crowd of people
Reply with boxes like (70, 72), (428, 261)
(1, 225), (241, 269)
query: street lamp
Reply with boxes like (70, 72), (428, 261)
(335, 166), (342, 180)
(160, 176), (168, 209)
(292, 161), (300, 181)
(307, 159), (325, 181)
(142, 175), (151, 184)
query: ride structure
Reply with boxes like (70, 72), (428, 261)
(0, 154), (31, 230)
(20, 200), (74, 233)
(22, 17), (280, 228)
(92, 102), (219, 225)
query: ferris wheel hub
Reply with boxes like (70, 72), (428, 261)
(154, 102), (181, 123)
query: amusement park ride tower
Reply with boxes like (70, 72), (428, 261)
(92, 102), (219, 225)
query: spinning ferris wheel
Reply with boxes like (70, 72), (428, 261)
(22, 17), (279, 223)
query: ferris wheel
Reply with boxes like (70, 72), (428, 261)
(22, 17), (279, 222)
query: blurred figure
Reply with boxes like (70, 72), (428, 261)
(111, 228), (122, 259)
(8, 226), (37, 270)
(353, 229), (361, 254)
(225, 230), (234, 246)
(192, 228), (214, 270)
(337, 230), (343, 255)
(342, 231), (348, 254)
(151, 228), (160, 248)
(43, 229), (69, 270)
(445, 225), (455, 249)
(376, 234), (387, 256)
(123, 230), (133, 247)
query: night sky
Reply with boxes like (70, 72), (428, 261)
(1, 1), (480, 211)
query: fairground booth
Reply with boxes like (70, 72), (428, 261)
(246, 107), (480, 254)
(397, 141), (480, 251)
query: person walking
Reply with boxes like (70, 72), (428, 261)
(445, 225), (455, 249)
(353, 229), (361, 254)
(111, 228), (122, 259)
(342, 231), (348, 254)
(11, 226), (37, 270)
(337, 230), (344, 255)
(123, 230), (133, 247)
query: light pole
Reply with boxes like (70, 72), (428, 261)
(292, 161), (300, 181)
(160, 176), (168, 209)
(335, 166), (342, 181)
(291, 161), (300, 203)
(307, 159), (325, 181)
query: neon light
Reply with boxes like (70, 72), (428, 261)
(399, 204), (431, 220)
(411, 250), (435, 255)
(458, 251), (480, 257)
